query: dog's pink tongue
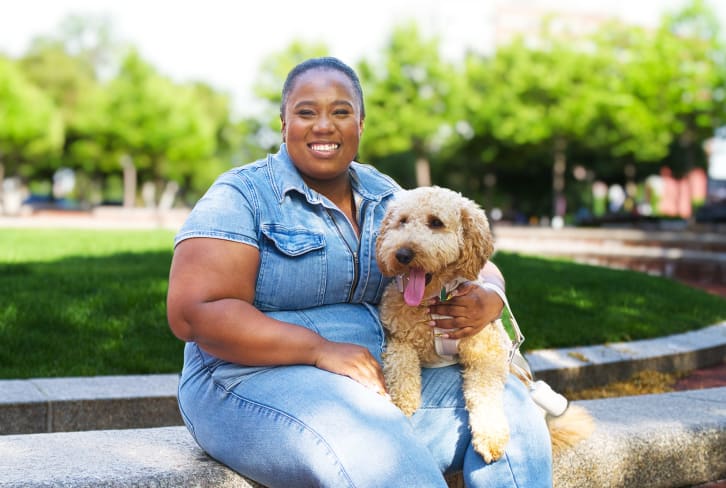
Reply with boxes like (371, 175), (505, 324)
(404, 268), (427, 306)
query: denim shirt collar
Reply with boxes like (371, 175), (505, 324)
(268, 144), (398, 205)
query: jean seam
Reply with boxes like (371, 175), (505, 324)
(503, 451), (521, 487)
(215, 380), (357, 488)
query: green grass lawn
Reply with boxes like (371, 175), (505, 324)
(1, 228), (724, 379)
(1, 229), (179, 379)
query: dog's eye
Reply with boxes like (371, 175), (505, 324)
(399, 216), (408, 225)
(428, 216), (444, 228)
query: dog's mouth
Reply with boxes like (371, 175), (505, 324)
(396, 268), (433, 306)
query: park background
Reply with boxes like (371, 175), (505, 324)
(1, 0), (726, 227)
(1, 0), (725, 381)
(2, 6), (726, 486)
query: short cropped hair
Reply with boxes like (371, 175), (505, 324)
(280, 57), (365, 119)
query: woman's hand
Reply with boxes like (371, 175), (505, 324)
(426, 281), (504, 340)
(313, 340), (388, 397)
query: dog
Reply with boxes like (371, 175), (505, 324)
(376, 186), (593, 463)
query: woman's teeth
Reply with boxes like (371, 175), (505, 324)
(310, 143), (339, 151)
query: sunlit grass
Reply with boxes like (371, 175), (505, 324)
(493, 251), (726, 350)
(0, 229), (179, 378)
(0, 228), (724, 378)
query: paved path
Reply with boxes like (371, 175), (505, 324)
(675, 360), (726, 391)
(678, 278), (726, 298)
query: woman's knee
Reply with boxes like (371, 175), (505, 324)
(463, 375), (553, 487)
(182, 367), (448, 487)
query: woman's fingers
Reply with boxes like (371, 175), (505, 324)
(314, 341), (388, 395)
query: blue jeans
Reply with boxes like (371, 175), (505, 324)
(178, 341), (552, 487)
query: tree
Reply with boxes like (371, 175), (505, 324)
(357, 23), (465, 188)
(19, 38), (110, 202)
(0, 57), (64, 209)
(103, 50), (216, 207)
(655, 0), (726, 174)
(16, 14), (129, 205)
(461, 17), (689, 219)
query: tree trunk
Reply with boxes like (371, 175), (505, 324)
(120, 154), (137, 209)
(0, 159), (4, 214)
(552, 137), (567, 218)
(415, 157), (431, 187)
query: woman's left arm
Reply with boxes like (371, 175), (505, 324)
(426, 260), (505, 340)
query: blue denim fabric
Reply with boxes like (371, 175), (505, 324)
(175, 145), (553, 487)
(175, 144), (399, 310)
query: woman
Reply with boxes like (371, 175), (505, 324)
(166, 57), (552, 487)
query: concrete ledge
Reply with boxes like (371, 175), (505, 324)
(492, 226), (726, 252)
(1, 388), (724, 488)
(526, 322), (726, 391)
(554, 388), (726, 488)
(0, 375), (181, 435)
(2, 324), (724, 435)
(492, 226), (726, 284)
(0, 426), (258, 488)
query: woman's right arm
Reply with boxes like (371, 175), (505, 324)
(166, 237), (386, 393)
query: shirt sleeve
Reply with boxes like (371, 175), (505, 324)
(173, 170), (259, 249)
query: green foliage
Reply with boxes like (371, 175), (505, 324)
(0, 229), (180, 378)
(2, 1), (725, 218)
(358, 22), (465, 184)
(0, 57), (64, 175)
(103, 50), (216, 181)
(19, 39), (110, 185)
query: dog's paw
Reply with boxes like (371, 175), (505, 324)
(391, 395), (419, 416)
(471, 432), (508, 464)
(469, 411), (509, 464)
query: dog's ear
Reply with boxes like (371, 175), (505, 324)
(457, 198), (494, 279)
(375, 199), (398, 275)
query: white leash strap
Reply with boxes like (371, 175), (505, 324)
(429, 279), (569, 416)
(479, 282), (568, 417)
(433, 281), (523, 363)
(477, 282), (525, 365)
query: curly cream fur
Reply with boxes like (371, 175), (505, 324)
(377, 186), (592, 464)
(377, 186), (510, 463)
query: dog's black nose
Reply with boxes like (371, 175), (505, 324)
(395, 248), (414, 265)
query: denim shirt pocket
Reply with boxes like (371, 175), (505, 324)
(255, 224), (327, 309)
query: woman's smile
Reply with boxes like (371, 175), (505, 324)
(281, 69), (364, 189)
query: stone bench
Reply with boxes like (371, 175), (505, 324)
(0, 374), (181, 435)
(2, 324), (724, 486)
(1, 387), (724, 488)
(3, 323), (724, 436)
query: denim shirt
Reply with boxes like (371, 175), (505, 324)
(175, 144), (400, 312)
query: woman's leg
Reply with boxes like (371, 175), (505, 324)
(178, 343), (448, 488)
(411, 366), (553, 487)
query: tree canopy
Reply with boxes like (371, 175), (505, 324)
(1, 0), (724, 221)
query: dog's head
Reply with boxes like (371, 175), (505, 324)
(376, 186), (494, 306)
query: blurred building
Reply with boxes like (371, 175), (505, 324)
(493, 2), (615, 47)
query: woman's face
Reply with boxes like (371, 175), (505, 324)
(281, 69), (364, 187)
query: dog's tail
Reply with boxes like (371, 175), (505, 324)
(546, 404), (595, 454)
(510, 353), (594, 453)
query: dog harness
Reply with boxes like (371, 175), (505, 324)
(427, 279), (527, 365)
(432, 277), (470, 365)
(396, 275), (570, 416)
(395, 275), (468, 365)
